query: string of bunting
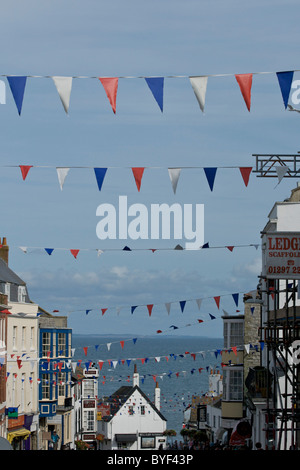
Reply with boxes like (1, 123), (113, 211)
(2, 70), (297, 115)
(48, 289), (244, 318)
(6, 165), (254, 192)
(15, 241), (260, 257)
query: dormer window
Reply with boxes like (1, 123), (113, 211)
(18, 285), (26, 303)
(4, 283), (10, 301)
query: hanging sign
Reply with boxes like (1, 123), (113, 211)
(264, 232), (300, 279)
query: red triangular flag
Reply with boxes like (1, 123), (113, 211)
(147, 304), (153, 316)
(239, 167), (252, 187)
(120, 340), (125, 349)
(235, 74), (253, 111)
(214, 296), (220, 309)
(20, 165), (32, 180)
(227, 246), (234, 252)
(98, 360), (104, 370)
(191, 353), (196, 361)
(70, 249), (79, 259)
(132, 167), (145, 191)
(231, 346), (237, 356)
(98, 77), (118, 114)
(197, 319), (203, 323)
(83, 347), (88, 356)
(101, 308), (107, 316)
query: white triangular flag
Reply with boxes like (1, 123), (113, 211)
(245, 344), (250, 354)
(56, 167), (70, 190)
(165, 303), (171, 315)
(97, 249), (104, 257)
(168, 168), (181, 194)
(107, 343), (111, 351)
(52, 76), (72, 114)
(19, 246), (27, 253)
(112, 360), (118, 369)
(275, 166), (289, 186)
(196, 299), (202, 310)
(189, 76), (208, 112)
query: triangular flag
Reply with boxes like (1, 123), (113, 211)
(165, 303), (171, 315)
(56, 167), (70, 190)
(232, 293), (239, 307)
(209, 314), (216, 320)
(227, 246), (234, 252)
(168, 168), (181, 194)
(7, 76), (27, 115)
(196, 299), (202, 310)
(275, 166), (289, 185)
(120, 340), (125, 349)
(101, 308), (107, 316)
(235, 73), (253, 111)
(45, 248), (54, 256)
(70, 249), (79, 259)
(52, 76), (72, 114)
(239, 167), (252, 187)
(131, 306), (137, 314)
(98, 77), (118, 113)
(98, 360), (104, 370)
(179, 301), (186, 313)
(147, 304), (153, 316)
(204, 168), (217, 191)
(201, 242), (209, 249)
(277, 71), (294, 109)
(19, 165), (32, 181)
(145, 77), (164, 112)
(132, 167), (145, 191)
(189, 76), (208, 112)
(83, 347), (88, 356)
(231, 346), (237, 356)
(214, 296), (220, 309)
(94, 168), (107, 191)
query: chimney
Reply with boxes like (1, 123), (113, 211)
(155, 381), (160, 410)
(0, 237), (9, 265)
(133, 364), (139, 387)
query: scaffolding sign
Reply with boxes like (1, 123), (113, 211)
(264, 232), (300, 279)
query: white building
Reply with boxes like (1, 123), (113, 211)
(0, 239), (39, 449)
(260, 184), (300, 450)
(98, 365), (167, 450)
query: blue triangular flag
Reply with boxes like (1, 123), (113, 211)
(86, 309), (91, 315)
(202, 242), (209, 249)
(232, 293), (239, 307)
(209, 314), (216, 320)
(123, 246), (131, 251)
(132, 338), (137, 344)
(204, 167), (217, 191)
(131, 306), (137, 314)
(94, 168), (107, 191)
(126, 359), (131, 366)
(145, 77), (164, 112)
(259, 341), (265, 351)
(7, 76), (27, 115)
(179, 300), (186, 312)
(45, 248), (54, 256)
(277, 71), (294, 108)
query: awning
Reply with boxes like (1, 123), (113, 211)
(115, 434), (137, 442)
(7, 429), (30, 444)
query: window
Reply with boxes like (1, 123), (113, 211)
(18, 286), (26, 303)
(12, 326), (17, 350)
(58, 372), (66, 397)
(30, 327), (35, 350)
(57, 333), (66, 356)
(128, 406), (134, 415)
(83, 380), (95, 398)
(140, 405), (145, 415)
(83, 410), (95, 431)
(4, 283), (10, 301)
(42, 332), (51, 357)
(22, 326), (26, 350)
(42, 374), (50, 400)
(223, 368), (243, 401)
(224, 320), (244, 349)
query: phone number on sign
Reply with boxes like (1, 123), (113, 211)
(267, 266), (300, 274)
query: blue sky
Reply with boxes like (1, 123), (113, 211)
(1, 0), (300, 337)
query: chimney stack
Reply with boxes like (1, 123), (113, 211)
(155, 381), (160, 410)
(133, 364), (139, 387)
(0, 237), (9, 265)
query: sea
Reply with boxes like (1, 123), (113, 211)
(72, 334), (223, 440)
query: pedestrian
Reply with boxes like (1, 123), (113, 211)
(255, 442), (264, 450)
(51, 430), (60, 450)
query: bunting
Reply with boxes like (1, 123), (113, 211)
(52, 76), (73, 114)
(2, 68), (300, 115)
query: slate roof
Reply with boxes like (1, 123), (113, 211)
(101, 384), (167, 422)
(0, 257), (26, 285)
